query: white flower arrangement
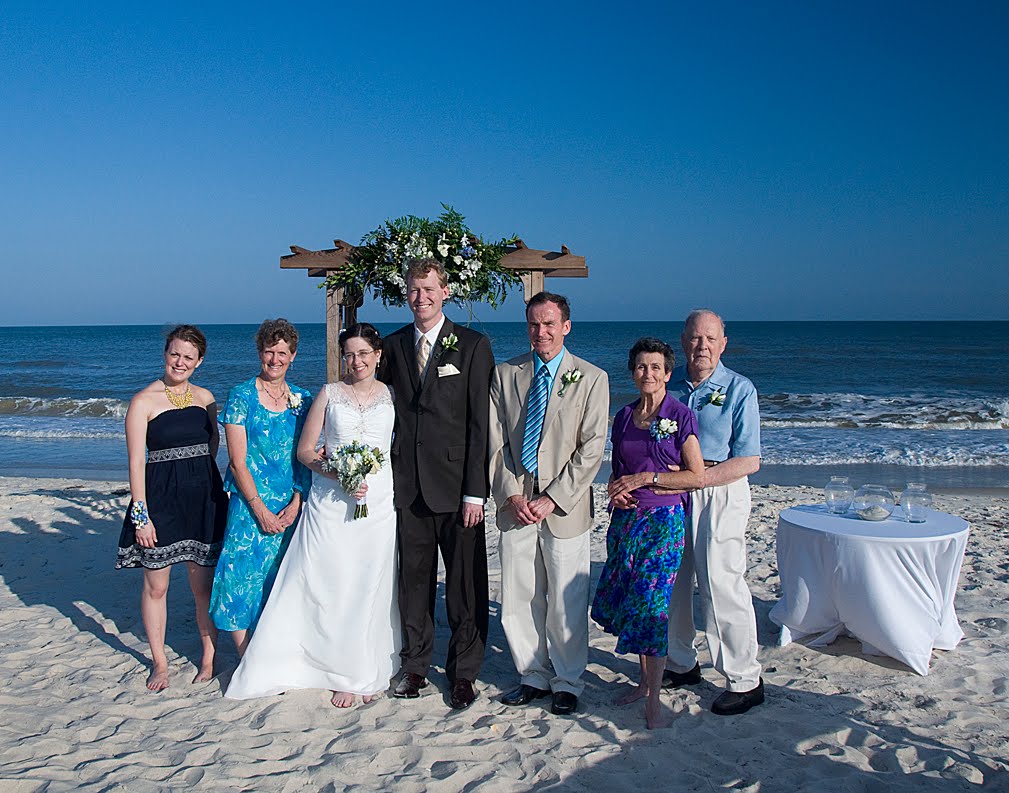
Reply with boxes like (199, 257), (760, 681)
(320, 440), (386, 519)
(649, 417), (678, 441)
(288, 391), (304, 414)
(441, 333), (459, 352)
(558, 368), (583, 397)
(324, 205), (520, 308)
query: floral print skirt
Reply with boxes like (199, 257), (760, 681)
(591, 504), (686, 657)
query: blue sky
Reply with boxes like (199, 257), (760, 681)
(2, 1), (1006, 325)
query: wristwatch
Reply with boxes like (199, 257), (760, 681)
(652, 472), (659, 485)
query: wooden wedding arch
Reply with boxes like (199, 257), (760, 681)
(281, 239), (588, 379)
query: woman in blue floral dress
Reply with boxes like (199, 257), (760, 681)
(591, 337), (705, 729)
(209, 319), (312, 655)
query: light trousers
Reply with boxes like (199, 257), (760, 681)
(666, 477), (762, 691)
(499, 523), (590, 696)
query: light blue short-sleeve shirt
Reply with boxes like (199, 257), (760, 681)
(667, 361), (760, 462)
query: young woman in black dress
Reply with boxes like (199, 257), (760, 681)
(116, 325), (228, 691)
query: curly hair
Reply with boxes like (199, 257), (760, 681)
(255, 318), (299, 353)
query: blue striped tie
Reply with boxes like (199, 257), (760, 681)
(521, 365), (551, 475)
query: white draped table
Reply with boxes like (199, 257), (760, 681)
(769, 504), (969, 675)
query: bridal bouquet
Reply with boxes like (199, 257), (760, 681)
(320, 441), (386, 519)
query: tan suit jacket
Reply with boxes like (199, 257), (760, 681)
(489, 350), (609, 539)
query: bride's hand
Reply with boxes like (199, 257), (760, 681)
(353, 481), (369, 500)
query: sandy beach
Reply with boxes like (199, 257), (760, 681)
(1, 476), (1007, 791)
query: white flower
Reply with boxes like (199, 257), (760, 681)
(649, 418), (678, 441)
(558, 368), (583, 396)
(288, 391), (303, 413)
(703, 389), (726, 409)
(452, 255), (463, 265)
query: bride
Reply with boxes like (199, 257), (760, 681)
(225, 323), (400, 706)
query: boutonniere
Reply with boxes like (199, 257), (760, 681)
(700, 388), (725, 410)
(441, 333), (459, 352)
(288, 391), (304, 415)
(558, 368), (583, 397)
(649, 417), (678, 441)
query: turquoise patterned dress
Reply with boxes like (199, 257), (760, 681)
(209, 378), (313, 631)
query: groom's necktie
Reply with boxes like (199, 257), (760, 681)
(416, 335), (431, 379)
(521, 365), (551, 475)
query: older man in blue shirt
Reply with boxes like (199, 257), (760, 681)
(662, 309), (764, 715)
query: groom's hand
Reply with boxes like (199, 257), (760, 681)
(461, 502), (484, 528)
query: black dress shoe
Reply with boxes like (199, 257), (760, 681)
(661, 663), (702, 689)
(393, 672), (428, 699)
(449, 678), (477, 710)
(501, 684), (552, 707)
(711, 679), (764, 716)
(551, 691), (578, 715)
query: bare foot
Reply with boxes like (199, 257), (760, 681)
(361, 694), (375, 704)
(645, 700), (671, 730)
(193, 660), (215, 683)
(147, 665), (170, 692)
(617, 685), (646, 706)
(331, 691), (354, 708)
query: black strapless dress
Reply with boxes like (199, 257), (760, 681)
(116, 406), (228, 569)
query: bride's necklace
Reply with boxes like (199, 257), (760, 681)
(347, 378), (378, 412)
(164, 382), (193, 409)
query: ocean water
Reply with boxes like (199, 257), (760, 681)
(0, 322), (1006, 488)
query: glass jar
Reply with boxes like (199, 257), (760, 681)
(824, 476), (854, 514)
(901, 482), (932, 523)
(852, 484), (896, 521)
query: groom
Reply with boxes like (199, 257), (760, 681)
(379, 258), (494, 711)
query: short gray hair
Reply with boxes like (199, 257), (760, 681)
(684, 309), (725, 335)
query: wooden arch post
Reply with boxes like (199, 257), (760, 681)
(281, 239), (588, 380)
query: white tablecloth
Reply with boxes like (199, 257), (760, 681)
(769, 504), (969, 675)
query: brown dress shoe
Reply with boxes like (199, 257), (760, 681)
(393, 672), (428, 699)
(449, 678), (477, 710)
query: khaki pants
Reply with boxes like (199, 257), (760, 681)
(666, 477), (762, 691)
(499, 524), (590, 696)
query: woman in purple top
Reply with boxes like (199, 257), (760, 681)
(591, 337), (704, 729)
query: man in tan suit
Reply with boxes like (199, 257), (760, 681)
(489, 292), (609, 715)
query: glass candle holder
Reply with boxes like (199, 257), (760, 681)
(824, 476), (854, 514)
(901, 482), (932, 523)
(852, 484), (896, 521)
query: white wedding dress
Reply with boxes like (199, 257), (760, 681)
(226, 383), (401, 699)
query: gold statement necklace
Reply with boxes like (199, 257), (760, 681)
(165, 382), (193, 409)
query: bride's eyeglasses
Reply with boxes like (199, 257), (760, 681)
(342, 349), (377, 362)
